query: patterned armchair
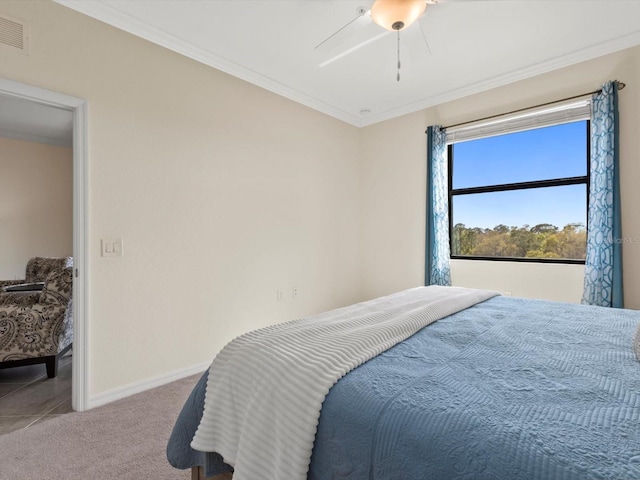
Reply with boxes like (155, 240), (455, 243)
(0, 257), (73, 378)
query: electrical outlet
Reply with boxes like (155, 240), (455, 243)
(292, 287), (298, 299)
(277, 289), (283, 302)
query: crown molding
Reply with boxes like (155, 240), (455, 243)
(53, 0), (362, 127)
(359, 30), (640, 127)
(54, 1), (640, 129)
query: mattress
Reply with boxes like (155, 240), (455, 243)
(168, 294), (640, 479)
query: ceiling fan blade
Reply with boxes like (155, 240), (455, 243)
(314, 9), (372, 53)
(403, 29), (431, 65)
(417, 19), (432, 56)
(317, 30), (390, 68)
(400, 17), (431, 62)
(315, 19), (391, 68)
(314, 0), (465, 69)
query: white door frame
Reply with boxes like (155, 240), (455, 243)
(0, 78), (88, 411)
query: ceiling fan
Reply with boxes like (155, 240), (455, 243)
(314, 0), (464, 80)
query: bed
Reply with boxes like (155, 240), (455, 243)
(167, 286), (640, 480)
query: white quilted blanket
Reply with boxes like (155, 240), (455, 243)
(191, 285), (498, 480)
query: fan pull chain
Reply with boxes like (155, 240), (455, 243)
(397, 29), (401, 82)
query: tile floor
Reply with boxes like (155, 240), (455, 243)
(0, 353), (72, 435)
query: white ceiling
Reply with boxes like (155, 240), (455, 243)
(55, 0), (640, 127)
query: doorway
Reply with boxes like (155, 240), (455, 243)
(0, 77), (88, 412)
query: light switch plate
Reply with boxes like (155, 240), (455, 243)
(101, 238), (123, 257)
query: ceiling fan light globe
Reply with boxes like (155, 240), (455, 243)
(371, 0), (427, 31)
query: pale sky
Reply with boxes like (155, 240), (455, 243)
(451, 121), (587, 230)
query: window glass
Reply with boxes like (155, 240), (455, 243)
(451, 185), (587, 260)
(452, 122), (587, 189)
(449, 120), (588, 262)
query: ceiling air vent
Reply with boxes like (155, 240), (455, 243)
(0, 13), (29, 55)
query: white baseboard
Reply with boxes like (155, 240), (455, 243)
(86, 361), (210, 410)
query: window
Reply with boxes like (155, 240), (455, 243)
(448, 120), (589, 263)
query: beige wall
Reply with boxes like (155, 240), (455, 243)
(360, 46), (640, 308)
(450, 260), (585, 303)
(0, 136), (72, 278)
(1, 1), (638, 403)
(0, 1), (362, 399)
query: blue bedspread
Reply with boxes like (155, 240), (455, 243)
(168, 296), (640, 479)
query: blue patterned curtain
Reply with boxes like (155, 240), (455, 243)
(582, 81), (624, 308)
(426, 126), (451, 286)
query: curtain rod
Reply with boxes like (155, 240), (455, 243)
(440, 81), (626, 131)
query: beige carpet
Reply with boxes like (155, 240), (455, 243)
(0, 372), (202, 479)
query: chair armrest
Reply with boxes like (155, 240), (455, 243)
(39, 267), (73, 305)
